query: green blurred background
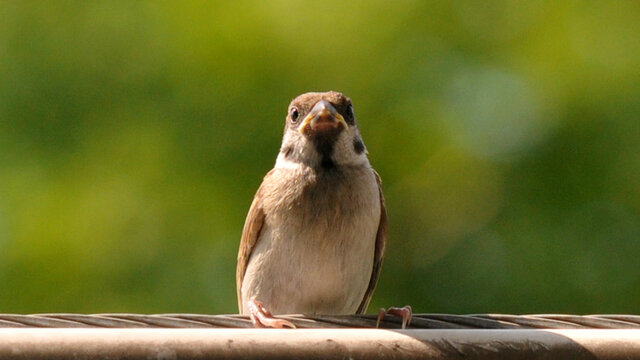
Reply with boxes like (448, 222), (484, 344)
(1, 1), (639, 315)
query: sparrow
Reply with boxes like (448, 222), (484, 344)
(236, 91), (392, 328)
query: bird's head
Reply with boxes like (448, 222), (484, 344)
(276, 91), (369, 170)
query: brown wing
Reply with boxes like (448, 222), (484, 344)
(236, 171), (273, 313)
(356, 170), (387, 314)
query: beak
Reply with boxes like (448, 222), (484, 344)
(298, 100), (347, 135)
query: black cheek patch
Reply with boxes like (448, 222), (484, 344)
(282, 145), (294, 159)
(353, 138), (365, 154)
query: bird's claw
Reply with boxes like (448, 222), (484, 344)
(376, 305), (412, 329)
(248, 299), (296, 328)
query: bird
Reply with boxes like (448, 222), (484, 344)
(236, 91), (410, 328)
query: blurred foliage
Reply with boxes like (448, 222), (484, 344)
(0, 1), (639, 314)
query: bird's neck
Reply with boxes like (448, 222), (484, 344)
(311, 136), (337, 170)
(275, 136), (370, 172)
(275, 152), (370, 175)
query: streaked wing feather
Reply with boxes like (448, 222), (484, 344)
(356, 170), (387, 314)
(236, 171), (274, 312)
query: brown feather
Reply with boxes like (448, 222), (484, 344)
(356, 170), (387, 314)
(235, 170), (273, 312)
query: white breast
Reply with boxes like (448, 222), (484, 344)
(241, 164), (380, 315)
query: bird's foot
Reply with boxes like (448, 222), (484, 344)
(376, 305), (412, 329)
(248, 299), (296, 329)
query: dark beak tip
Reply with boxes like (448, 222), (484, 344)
(312, 100), (337, 114)
(299, 100), (344, 135)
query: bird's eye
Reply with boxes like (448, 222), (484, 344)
(290, 107), (299, 122)
(345, 104), (354, 119)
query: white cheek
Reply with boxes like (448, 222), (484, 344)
(275, 153), (299, 170)
(276, 128), (370, 168)
(276, 133), (325, 168)
(332, 130), (370, 167)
